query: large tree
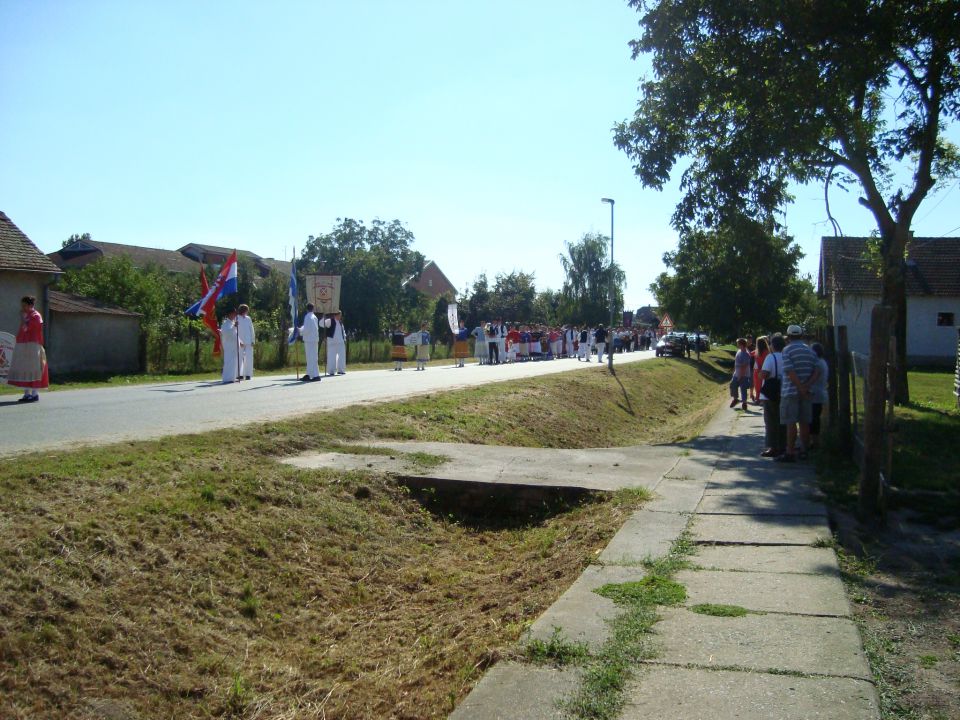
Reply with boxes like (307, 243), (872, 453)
(615, 0), (960, 404)
(300, 218), (425, 337)
(651, 218), (804, 338)
(559, 232), (626, 325)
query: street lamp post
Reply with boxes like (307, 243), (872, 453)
(601, 197), (615, 370)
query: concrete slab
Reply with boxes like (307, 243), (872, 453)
(704, 467), (820, 494)
(696, 491), (827, 517)
(662, 453), (717, 482)
(598, 510), (689, 565)
(676, 569), (851, 617)
(692, 514), (831, 546)
(694, 545), (841, 576)
(652, 608), (871, 680)
(526, 565), (646, 650)
(646, 479), (708, 514)
(284, 441), (681, 492)
(448, 662), (579, 719)
(622, 666), (880, 720)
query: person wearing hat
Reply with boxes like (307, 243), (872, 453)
(776, 324), (820, 462)
(321, 310), (347, 376)
(237, 304), (255, 380)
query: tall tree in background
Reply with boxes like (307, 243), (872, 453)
(559, 232), (625, 325)
(650, 218), (804, 338)
(615, 0), (959, 403)
(300, 218), (426, 337)
(489, 271), (537, 322)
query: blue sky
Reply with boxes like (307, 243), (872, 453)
(2, 0), (958, 309)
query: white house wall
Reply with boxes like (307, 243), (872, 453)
(831, 292), (960, 363)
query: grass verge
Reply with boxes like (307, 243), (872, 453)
(560, 529), (695, 720)
(0, 353), (726, 718)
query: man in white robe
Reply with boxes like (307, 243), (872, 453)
(220, 309), (240, 384)
(237, 304), (255, 379)
(321, 310), (347, 375)
(299, 303), (321, 381)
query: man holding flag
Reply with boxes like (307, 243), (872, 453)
(185, 250), (239, 377)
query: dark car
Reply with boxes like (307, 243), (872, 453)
(685, 332), (710, 351)
(655, 333), (687, 357)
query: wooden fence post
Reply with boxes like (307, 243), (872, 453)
(837, 326), (852, 452)
(860, 305), (892, 519)
(825, 325), (838, 426)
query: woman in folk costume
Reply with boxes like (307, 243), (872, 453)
(391, 326), (407, 371)
(472, 323), (487, 365)
(506, 324), (520, 363)
(8, 296), (49, 402)
(416, 322), (431, 371)
(453, 320), (470, 368)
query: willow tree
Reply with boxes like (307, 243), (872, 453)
(614, 0), (960, 405)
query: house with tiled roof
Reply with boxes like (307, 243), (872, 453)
(0, 211), (62, 340)
(48, 238), (199, 274)
(178, 243), (272, 277)
(403, 260), (457, 299)
(47, 291), (142, 375)
(819, 236), (960, 363)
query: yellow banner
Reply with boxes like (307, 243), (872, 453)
(305, 274), (341, 314)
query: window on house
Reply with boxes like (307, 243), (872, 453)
(428, 279), (433, 287)
(937, 312), (955, 326)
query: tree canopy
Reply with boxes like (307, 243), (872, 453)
(615, 0), (960, 400)
(650, 218), (808, 338)
(299, 218), (426, 335)
(559, 232), (625, 325)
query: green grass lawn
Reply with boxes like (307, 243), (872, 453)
(0, 351), (729, 719)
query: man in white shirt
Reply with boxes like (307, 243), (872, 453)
(321, 310), (347, 376)
(220, 308), (240, 384)
(298, 303), (322, 382)
(236, 304), (255, 379)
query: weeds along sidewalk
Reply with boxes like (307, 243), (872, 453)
(450, 405), (881, 720)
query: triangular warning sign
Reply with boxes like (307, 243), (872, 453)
(659, 312), (674, 330)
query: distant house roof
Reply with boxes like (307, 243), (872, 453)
(48, 290), (141, 317)
(0, 211), (62, 274)
(819, 236), (960, 298)
(261, 257), (294, 274)
(178, 243), (271, 276)
(49, 239), (199, 274)
(403, 260), (458, 298)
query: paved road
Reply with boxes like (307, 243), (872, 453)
(0, 352), (655, 457)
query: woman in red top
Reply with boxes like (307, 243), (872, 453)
(752, 336), (769, 404)
(8, 296), (49, 402)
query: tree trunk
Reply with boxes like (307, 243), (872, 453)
(860, 305), (892, 519)
(880, 227), (910, 405)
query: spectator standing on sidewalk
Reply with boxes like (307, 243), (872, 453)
(776, 325), (821, 462)
(752, 336), (769, 404)
(808, 342), (829, 450)
(729, 338), (752, 410)
(760, 333), (786, 457)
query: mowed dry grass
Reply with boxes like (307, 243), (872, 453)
(0, 355), (728, 719)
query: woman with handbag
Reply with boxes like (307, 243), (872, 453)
(759, 333), (786, 457)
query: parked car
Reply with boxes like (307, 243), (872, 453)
(655, 333), (687, 357)
(685, 332), (710, 351)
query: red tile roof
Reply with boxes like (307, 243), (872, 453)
(48, 290), (141, 316)
(819, 236), (960, 297)
(0, 211), (62, 274)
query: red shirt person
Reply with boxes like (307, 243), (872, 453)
(8, 295), (49, 402)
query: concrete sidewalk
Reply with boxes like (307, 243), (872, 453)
(450, 407), (880, 720)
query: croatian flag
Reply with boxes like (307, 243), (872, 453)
(288, 250), (299, 344)
(185, 250), (238, 316)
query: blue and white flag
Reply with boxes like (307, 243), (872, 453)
(288, 250), (299, 344)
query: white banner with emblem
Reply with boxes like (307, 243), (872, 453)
(0, 331), (14, 384)
(305, 274), (341, 314)
(446, 303), (458, 334)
